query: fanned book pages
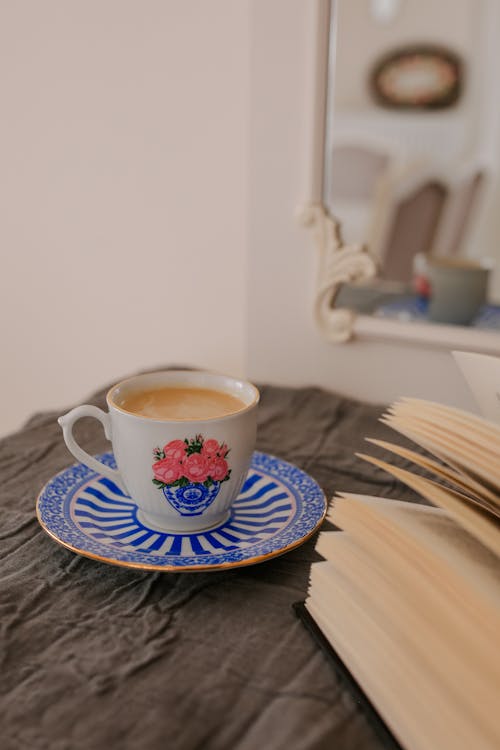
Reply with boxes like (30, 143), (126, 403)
(303, 398), (500, 750)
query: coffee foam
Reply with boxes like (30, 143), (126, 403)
(115, 386), (246, 420)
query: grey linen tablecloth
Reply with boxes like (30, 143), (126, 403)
(1, 378), (418, 750)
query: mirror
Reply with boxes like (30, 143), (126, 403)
(324, 0), (500, 331)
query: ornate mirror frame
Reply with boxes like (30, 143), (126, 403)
(300, 0), (500, 354)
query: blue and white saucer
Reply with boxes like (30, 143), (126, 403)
(36, 452), (326, 572)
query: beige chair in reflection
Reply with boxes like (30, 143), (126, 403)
(376, 168), (484, 282)
(434, 169), (485, 257)
(328, 144), (485, 285)
(328, 142), (442, 282)
(379, 180), (448, 283)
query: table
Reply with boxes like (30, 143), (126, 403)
(1, 376), (417, 750)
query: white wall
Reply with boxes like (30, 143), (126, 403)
(0, 0), (249, 435)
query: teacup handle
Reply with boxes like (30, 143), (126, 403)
(58, 405), (126, 493)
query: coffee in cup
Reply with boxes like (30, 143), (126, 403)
(116, 385), (246, 420)
(58, 371), (259, 532)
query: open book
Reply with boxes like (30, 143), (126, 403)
(303, 397), (500, 750)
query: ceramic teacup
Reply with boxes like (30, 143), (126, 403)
(58, 370), (259, 532)
(415, 254), (492, 326)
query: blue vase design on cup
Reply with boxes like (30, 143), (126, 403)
(152, 435), (231, 518)
(162, 481), (221, 516)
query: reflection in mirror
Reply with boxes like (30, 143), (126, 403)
(325, 0), (500, 329)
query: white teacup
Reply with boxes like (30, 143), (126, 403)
(58, 370), (259, 532)
(415, 254), (493, 326)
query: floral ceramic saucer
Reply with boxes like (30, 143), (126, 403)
(36, 452), (326, 572)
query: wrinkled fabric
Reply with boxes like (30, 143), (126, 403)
(1, 379), (419, 750)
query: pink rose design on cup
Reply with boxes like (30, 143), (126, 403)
(152, 435), (231, 517)
(152, 458), (182, 485)
(207, 457), (229, 482)
(201, 439), (220, 458)
(182, 453), (209, 483)
(162, 440), (186, 462)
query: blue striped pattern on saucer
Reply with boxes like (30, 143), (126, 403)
(37, 452), (326, 571)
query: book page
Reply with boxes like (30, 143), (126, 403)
(307, 554), (499, 750)
(390, 397), (500, 442)
(386, 411), (500, 466)
(313, 535), (499, 717)
(380, 414), (500, 493)
(330, 494), (500, 616)
(453, 350), (500, 424)
(356, 454), (500, 556)
(366, 438), (500, 514)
